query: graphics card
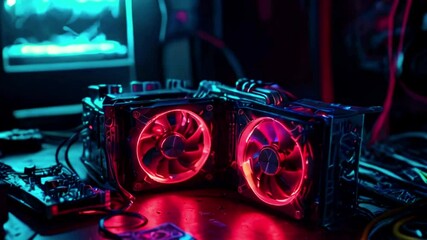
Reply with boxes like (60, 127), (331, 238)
(82, 78), (377, 228)
(82, 80), (226, 192)
(196, 79), (378, 228)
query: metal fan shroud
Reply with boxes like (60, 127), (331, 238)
(238, 117), (306, 206)
(136, 109), (212, 184)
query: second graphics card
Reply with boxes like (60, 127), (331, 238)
(81, 78), (377, 228)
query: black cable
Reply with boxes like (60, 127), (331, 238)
(64, 129), (83, 175)
(361, 198), (427, 240)
(54, 125), (84, 175)
(79, 142), (135, 212)
(98, 211), (148, 240)
(104, 145), (135, 210)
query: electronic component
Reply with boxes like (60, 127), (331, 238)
(82, 78), (377, 228)
(0, 162), (110, 219)
(197, 79), (378, 228)
(359, 132), (427, 206)
(0, 129), (43, 157)
(81, 79), (225, 192)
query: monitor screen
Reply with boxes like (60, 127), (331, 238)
(1, 0), (134, 72)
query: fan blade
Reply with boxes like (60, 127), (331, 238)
(138, 133), (157, 146)
(273, 122), (294, 150)
(173, 111), (185, 132)
(251, 128), (269, 146)
(186, 126), (203, 146)
(258, 121), (278, 145)
(277, 169), (303, 195)
(281, 147), (302, 170)
(138, 134), (158, 162)
(278, 136), (296, 156)
(259, 173), (272, 195)
(183, 115), (195, 137)
(150, 122), (168, 135)
(155, 114), (172, 132)
(156, 157), (170, 178)
(144, 148), (163, 170)
(246, 141), (263, 160)
(169, 159), (192, 174)
(181, 148), (203, 163)
(252, 161), (263, 180)
(268, 175), (288, 200)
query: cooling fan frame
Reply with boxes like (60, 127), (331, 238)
(232, 98), (368, 228)
(82, 81), (224, 193)
(237, 116), (309, 208)
(104, 98), (220, 192)
(132, 107), (214, 186)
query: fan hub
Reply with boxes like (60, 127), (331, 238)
(160, 134), (185, 159)
(258, 147), (280, 175)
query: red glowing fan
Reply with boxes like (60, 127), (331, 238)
(136, 109), (211, 184)
(237, 117), (306, 206)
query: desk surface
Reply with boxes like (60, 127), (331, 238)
(1, 144), (364, 240)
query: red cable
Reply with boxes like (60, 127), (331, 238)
(319, 0), (334, 103)
(196, 31), (225, 49)
(399, 81), (427, 105)
(370, 0), (412, 144)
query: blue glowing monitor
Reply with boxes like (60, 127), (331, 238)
(1, 0), (135, 72)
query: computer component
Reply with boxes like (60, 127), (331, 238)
(359, 132), (427, 206)
(81, 79), (226, 192)
(0, 162), (110, 219)
(82, 78), (376, 228)
(197, 79), (377, 228)
(0, 129), (43, 157)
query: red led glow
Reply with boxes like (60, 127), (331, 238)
(237, 117), (306, 206)
(228, 212), (287, 240)
(136, 109), (211, 184)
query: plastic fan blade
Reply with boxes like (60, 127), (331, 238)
(138, 133), (157, 147)
(259, 173), (271, 193)
(173, 111), (185, 132)
(269, 175), (288, 199)
(246, 141), (263, 160)
(169, 159), (192, 174)
(181, 148), (203, 163)
(273, 122), (292, 149)
(145, 148), (163, 170)
(281, 147), (302, 170)
(156, 157), (170, 178)
(186, 126), (203, 146)
(251, 128), (269, 146)
(277, 169), (303, 195)
(155, 114), (172, 132)
(258, 122), (277, 145)
(252, 161), (263, 180)
(183, 115), (195, 137)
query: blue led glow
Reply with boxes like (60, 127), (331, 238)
(6, 0), (16, 7)
(10, 41), (127, 57)
(2, 0), (135, 72)
(5, 0), (119, 17)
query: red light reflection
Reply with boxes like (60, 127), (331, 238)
(228, 212), (287, 240)
(127, 189), (327, 240)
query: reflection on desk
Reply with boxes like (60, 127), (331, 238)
(4, 188), (362, 240)
(1, 143), (362, 239)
